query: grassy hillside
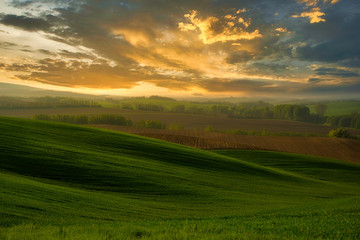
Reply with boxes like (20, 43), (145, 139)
(0, 117), (359, 239)
(308, 101), (360, 116)
(88, 125), (360, 163)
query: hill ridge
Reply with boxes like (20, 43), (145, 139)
(1, 116), (359, 226)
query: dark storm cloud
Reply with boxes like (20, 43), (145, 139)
(58, 50), (95, 60)
(226, 51), (254, 64)
(0, 14), (52, 31)
(308, 78), (327, 83)
(315, 68), (359, 77)
(10, 0), (35, 7)
(303, 82), (360, 94)
(295, 0), (360, 64)
(200, 76), (360, 96)
(199, 79), (290, 93)
(13, 58), (167, 88)
(250, 62), (288, 74)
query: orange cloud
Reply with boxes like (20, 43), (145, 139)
(178, 10), (262, 44)
(297, 0), (319, 6)
(324, 0), (341, 4)
(292, 7), (326, 23)
(275, 27), (290, 33)
(293, 0), (341, 23)
(298, 0), (340, 6)
(112, 29), (151, 47)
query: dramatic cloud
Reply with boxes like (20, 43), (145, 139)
(15, 59), (146, 88)
(0, 0), (358, 98)
(0, 14), (52, 31)
(314, 67), (359, 77)
(292, 0), (341, 23)
(292, 7), (326, 23)
(275, 28), (289, 33)
(178, 9), (262, 44)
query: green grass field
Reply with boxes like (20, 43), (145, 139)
(100, 97), (214, 111)
(0, 117), (359, 239)
(308, 101), (360, 116)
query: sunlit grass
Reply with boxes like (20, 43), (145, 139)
(0, 117), (359, 239)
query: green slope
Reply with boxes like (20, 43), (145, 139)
(308, 101), (360, 116)
(0, 117), (360, 239)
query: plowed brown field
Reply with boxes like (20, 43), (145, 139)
(2, 107), (360, 135)
(90, 125), (360, 164)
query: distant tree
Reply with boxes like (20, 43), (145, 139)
(135, 103), (164, 112)
(274, 104), (310, 121)
(121, 103), (133, 110)
(172, 105), (185, 113)
(293, 105), (310, 121)
(327, 112), (360, 129)
(204, 125), (214, 132)
(314, 103), (328, 116)
(339, 116), (351, 128)
(186, 106), (204, 114)
(328, 128), (351, 138)
(149, 95), (176, 101)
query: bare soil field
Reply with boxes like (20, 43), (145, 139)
(90, 125), (360, 164)
(2, 107), (359, 135)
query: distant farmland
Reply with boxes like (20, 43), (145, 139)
(90, 125), (360, 164)
(2, 107), (360, 163)
(1, 107), (356, 135)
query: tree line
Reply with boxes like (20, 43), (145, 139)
(327, 112), (360, 129)
(33, 114), (167, 129)
(0, 96), (100, 109)
(118, 102), (354, 126)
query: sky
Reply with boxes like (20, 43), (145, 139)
(0, 0), (359, 98)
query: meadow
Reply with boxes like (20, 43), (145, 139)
(0, 107), (351, 135)
(308, 101), (360, 116)
(0, 117), (360, 239)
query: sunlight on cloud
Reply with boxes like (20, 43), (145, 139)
(292, 8), (326, 23)
(298, 0), (340, 6)
(275, 28), (288, 33)
(178, 10), (262, 44)
(323, 0), (341, 4)
(112, 29), (151, 47)
(293, 0), (341, 23)
(0, 0), (354, 98)
(297, 0), (320, 6)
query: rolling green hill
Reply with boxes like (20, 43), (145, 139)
(0, 117), (359, 239)
(308, 101), (360, 116)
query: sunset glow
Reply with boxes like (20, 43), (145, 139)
(0, 0), (359, 98)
